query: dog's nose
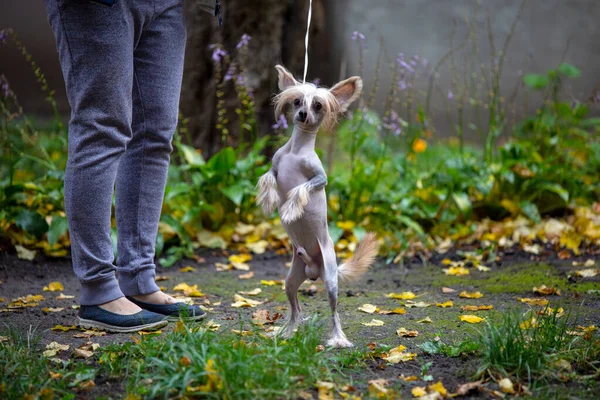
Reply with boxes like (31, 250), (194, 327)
(298, 110), (307, 122)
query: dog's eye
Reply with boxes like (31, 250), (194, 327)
(314, 102), (323, 111)
(293, 98), (301, 107)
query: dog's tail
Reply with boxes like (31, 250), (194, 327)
(337, 232), (380, 283)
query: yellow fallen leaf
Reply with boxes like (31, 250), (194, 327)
(358, 304), (379, 314)
(397, 327), (419, 337)
(436, 300), (453, 308)
(155, 275), (169, 281)
(459, 291), (483, 299)
(405, 301), (431, 308)
(533, 285), (560, 296)
(461, 305), (493, 311)
(523, 243), (541, 254)
(56, 293), (75, 300)
(78, 380), (96, 391)
(238, 271), (254, 279)
(50, 325), (78, 332)
(203, 320), (221, 332)
(239, 288), (262, 296)
(399, 375), (419, 382)
(517, 297), (549, 306)
(560, 231), (582, 255)
(575, 269), (599, 278)
(316, 381), (335, 400)
(73, 330), (106, 338)
(49, 371), (63, 379)
(459, 315), (484, 324)
(412, 387), (427, 397)
(190, 359), (222, 392)
(498, 378), (515, 394)
(231, 329), (253, 336)
(179, 266), (196, 273)
(383, 345), (416, 363)
(42, 307), (65, 313)
(537, 307), (564, 318)
(215, 262), (232, 271)
(73, 348), (94, 359)
(441, 287), (456, 294)
(43, 342), (69, 357)
(476, 265), (491, 272)
(229, 253), (252, 264)
(231, 294), (262, 308)
(231, 261), (250, 271)
(172, 283), (205, 297)
(417, 317), (432, 323)
(377, 307), (406, 315)
(520, 317), (538, 329)
(247, 240), (269, 254)
(368, 379), (395, 399)
(428, 381), (448, 397)
(362, 319), (385, 326)
(386, 292), (416, 300)
(138, 330), (162, 336)
(43, 282), (64, 292)
(261, 280), (283, 286)
(443, 266), (470, 276)
(15, 245), (36, 261)
(441, 258), (452, 265)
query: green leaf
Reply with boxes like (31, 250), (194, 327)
(220, 182), (247, 206)
(523, 74), (549, 90)
(396, 215), (424, 235)
(558, 63), (581, 78)
(452, 192), (472, 214)
(538, 182), (569, 203)
(48, 216), (68, 246)
(352, 226), (367, 242)
(13, 209), (49, 237)
(179, 144), (205, 167)
(519, 200), (541, 224)
(419, 341), (442, 355)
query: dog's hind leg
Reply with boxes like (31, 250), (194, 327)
(280, 248), (307, 338)
(319, 238), (353, 348)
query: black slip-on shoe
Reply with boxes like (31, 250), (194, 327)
(77, 306), (168, 333)
(126, 296), (207, 321)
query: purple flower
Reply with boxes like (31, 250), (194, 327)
(0, 30), (6, 44)
(382, 110), (403, 136)
(236, 74), (245, 85)
(398, 80), (408, 91)
(210, 45), (227, 63)
(236, 33), (252, 49)
(224, 64), (236, 81)
(421, 58), (429, 67)
(272, 114), (288, 130)
(351, 31), (366, 42)
(447, 91), (454, 100)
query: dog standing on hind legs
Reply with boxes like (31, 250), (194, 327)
(256, 65), (380, 348)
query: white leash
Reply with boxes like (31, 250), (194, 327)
(302, 0), (313, 83)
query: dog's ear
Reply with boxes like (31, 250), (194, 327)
(329, 76), (363, 112)
(275, 65), (300, 91)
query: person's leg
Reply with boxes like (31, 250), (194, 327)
(115, 0), (187, 302)
(44, 0), (138, 310)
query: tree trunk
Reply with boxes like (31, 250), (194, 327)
(181, 0), (335, 156)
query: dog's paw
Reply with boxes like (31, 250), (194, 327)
(326, 337), (354, 348)
(256, 173), (280, 215)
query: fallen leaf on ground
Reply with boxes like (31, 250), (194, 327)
(231, 329), (253, 336)
(316, 381), (335, 400)
(368, 379), (395, 399)
(15, 245), (36, 260)
(533, 285), (560, 296)
(42, 307), (64, 313)
(155, 275), (169, 281)
(428, 381), (448, 397)
(203, 320), (221, 332)
(498, 378), (515, 394)
(56, 293), (75, 300)
(50, 325), (78, 332)
(362, 319), (385, 326)
(443, 266), (470, 276)
(571, 259), (595, 267)
(251, 309), (283, 326)
(0, 336), (8, 342)
(73, 348), (94, 359)
(43, 342), (69, 357)
(231, 294), (262, 308)
(436, 300), (453, 308)
(567, 325), (597, 336)
(398, 374), (419, 382)
(441, 287), (456, 294)
(383, 347), (417, 365)
(78, 380), (96, 391)
(537, 307), (564, 318)
(417, 317), (432, 323)
(74, 330), (106, 338)
(520, 317), (538, 329)
(461, 305), (493, 311)
(574, 269), (599, 278)
(459, 315), (484, 324)
(378, 307), (406, 315)
(138, 330), (162, 336)
(455, 381), (484, 395)
(397, 327), (419, 337)
(358, 304), (379, 314)
(246, 240), (269, 254)
(239, 288), (262, 296)
(172, 283), (204, 297)
(179, 266), (196, 273)
(43, 282), (64, 292)
(261, 280), (283, 286)
(386, 292), (416, 300)
(517, 297), (549, 306)
(412, 387), (427, 397)
(560, 231), (582, 255)
(459, 291), (483, 299)
(239, 271), (254, 279)
(523, 243), (541, 254)
(49, 371), (63, 379)
(405, 301), (431, 308)
(476, 265), (491, 272)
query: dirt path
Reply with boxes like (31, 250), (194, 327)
(1, 246), (599, 398)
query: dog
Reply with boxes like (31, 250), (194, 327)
(256, 65), (380, 348)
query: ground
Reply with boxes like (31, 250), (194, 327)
(1, 244), (599, 399)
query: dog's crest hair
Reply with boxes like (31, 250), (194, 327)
(274, 84), (342, 131)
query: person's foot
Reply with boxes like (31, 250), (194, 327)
(98, 296), (142, 314)
(128, 291), (206, 321)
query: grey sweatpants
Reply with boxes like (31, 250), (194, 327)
(44, 0), (186, 305)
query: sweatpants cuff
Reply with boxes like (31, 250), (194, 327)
(80, 276), (124, 306)
(118, 268), (161, 297)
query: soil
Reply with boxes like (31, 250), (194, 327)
(1, 245), (599, 399)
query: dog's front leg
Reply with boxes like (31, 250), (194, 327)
(280, 158), (327, 224)
(280, 250), (307, 338)
(256, 169), (280, 215)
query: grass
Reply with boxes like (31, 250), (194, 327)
(0, 318), (372, 400)
(475, 307), (599, 383)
